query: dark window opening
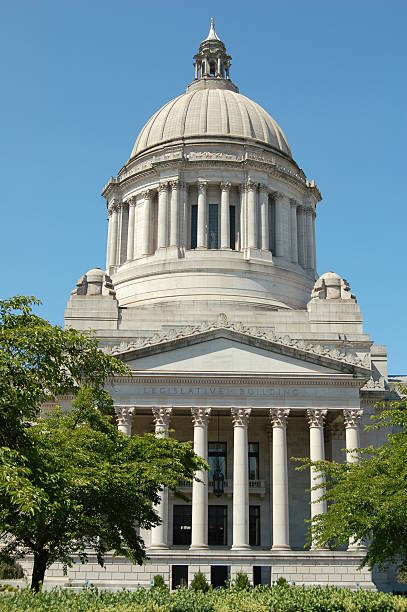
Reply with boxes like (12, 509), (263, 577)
(268, 200), (275, 253)
(191, 204), (197, 249)
(253, 566), (270, 585)
(249, 505), (260, 546)
(173, 505), (192, 545)
(248, 442), (259, 480)
(172, 565), (188, 589)
(210, 62), (216, 76)
(208, 203), (219, 249)
(229, 205), (236, 250)
(211, 565), (229, 588)
(209, 505), (227, 545)
(208, 442), (227, 480)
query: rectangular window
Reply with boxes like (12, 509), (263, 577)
(208, 442), (227, 480)
(208, 505), (227, 545)
(208, 203), (219, 249)
(249, 505), (261, 546)
(229, 205), (236, 250)
(173, 505), (192, 545)
(172, 565), (188, 589)
(191, 204), (198, 249)
(248, 442), (259, 480)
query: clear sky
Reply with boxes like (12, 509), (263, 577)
(1, 1), (405, 373)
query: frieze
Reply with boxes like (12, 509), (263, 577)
(104, 313), (371, 371)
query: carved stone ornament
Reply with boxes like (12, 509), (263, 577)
(270, 408), (290, 428)
(343, 409), (363, 428)
(142, 189), (153, 200)
(220, 181), (232, 191)
(231, 407), (251, 427)
(152, 406), (172, 429)
(71, 269), (116, 298)
(246, 178), (258, 192)
(311, 272), (357, 302)
(115, 405), (135, 426)
(307, 409), (328, 428)
(104, 312), (370, 370)
(361, 376), (386, 391)
(197, 180), (207, 193)
(191, 406), (211, 426)
(158, 182), (169, 192)
(127, 196), (137, 207)
(169, 180), (179, 190)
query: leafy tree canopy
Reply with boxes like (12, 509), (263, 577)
(0, 297), (206, 590)
(300, 384), (407, 578)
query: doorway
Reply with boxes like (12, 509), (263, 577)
(211, 565), (229, 588)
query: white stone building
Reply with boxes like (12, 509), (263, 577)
(50, 20), (398, 590)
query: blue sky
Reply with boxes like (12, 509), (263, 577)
(1, 1), (405, 373)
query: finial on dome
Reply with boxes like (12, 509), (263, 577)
(205, 17), (220, 41)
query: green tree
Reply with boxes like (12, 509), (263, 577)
(0, 297), (206, 591)
(300, 384), (407, 577)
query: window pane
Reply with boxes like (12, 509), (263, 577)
(248, 442), (259, 480)
(249, 505), (260, 546)
(229, 205), (236, 250)
(208, 442), (227, 479)
(173, 505), (192, 545)
(208, 204), (219, 249)
(209, 505), (227, 545)
(191, 205), (197, 249)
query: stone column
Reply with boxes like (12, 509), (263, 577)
(197, 180), (207, 249)
(247, 179), (257, 249)
(290, 200), (298, 263)
(170, 180), (179, 247)
(240, 183), (246, 250)
(149, 406), (172, 549)
(190, 407), (211, 549)
(344, 409), (364, 550)
(142, 190), (153, 256)
(259, 184), (269, 251)
(231, 407), (251, 550)
(297, 206), (306, 267)
(274, 192), (286, 258)
(220, 181), (231, 249)
(307, 409), (327, 548)
(106, 206), (113, 268)
(270, 408), (291, 550)
(127, 197), (136, 261)
(115, 405), (135, 437)
(305, 207), (314, 270)
(179, 182), (187, 250)
(108, 204), (119, 268)
(157, 182), (169, 249)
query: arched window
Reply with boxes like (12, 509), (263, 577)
(209, 61), (216, 76)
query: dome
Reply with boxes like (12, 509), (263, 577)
(131, 88), (291, 159)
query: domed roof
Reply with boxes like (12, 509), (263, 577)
(131, 88), (291, 159)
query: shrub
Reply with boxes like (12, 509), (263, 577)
(0, 560), (24, 580)
(151, 574), (166, 588)
(232, 571), (251, 590)
(190, 570), (209, 592)
(275, 576), (289, 587)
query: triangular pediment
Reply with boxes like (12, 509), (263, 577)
(105, 316), (370, 376)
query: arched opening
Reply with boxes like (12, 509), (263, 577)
(209, 61), (216, 76)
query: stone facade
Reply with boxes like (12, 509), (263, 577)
(24, 19), (403, 592)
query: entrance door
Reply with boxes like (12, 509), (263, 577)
(211, 565), (229, 588)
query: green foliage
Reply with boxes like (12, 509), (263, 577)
(0, 296), (207, 591)
(151, 575), (166, 588)
(295, 384), (407, 576)
(0, 559), (23, 580)
(0, 585), (407, 611)
(189, 570), (209, 592)
(231, 571), (251, 590)
(275, 576), (289, 587)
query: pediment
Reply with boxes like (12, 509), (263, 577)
(105, 315), (371, 376)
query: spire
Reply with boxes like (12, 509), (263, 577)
(188, 18), (238, 93)
(204, 17), (220, 42)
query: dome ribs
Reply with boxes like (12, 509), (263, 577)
(199, 88), (209, 135)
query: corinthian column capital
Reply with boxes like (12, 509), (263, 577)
(220, 181), (232, 192)
(231, 407), (251, 427)
(197, 180), (207, 194)
(191, 406), (211, 427)
(115, 405), (135, 426)
(307, 409), (328, 428)
(343, 409), (363, 428)
(270, 408), (290, 428)
(152, 406), (172, 430)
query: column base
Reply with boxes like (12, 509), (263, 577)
(231, 544), (251, 551)
(147, 544), (169, 550)
(272, 544), (291, 551)
(189, 544), (209, 550)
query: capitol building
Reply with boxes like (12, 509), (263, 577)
(56, 20), (395, 590)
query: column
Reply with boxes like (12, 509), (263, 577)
(297, 206), (306, 267)
(108, 203), (119, 268)
(220, 181), (231, 249)
(190, 407), (211, 549)
(157, 182), (168, 249)
(127, 197), (136, 261)
(239, 183), (246, 250)
(270, 408), (291, 550)
(115, 405), (135, 437)
(247, 179), (257, 249)
(312, 210), (317, 274)
(290, 200), (298, 263)
(106, 206), (113, 268)
(307, 409), (327, 548)
(274, 192), (285, 258)
(169, 180), (179, 247)
(197, 180), (207, 249)
(149, 406), (172, 549)
(231, 407), (251, 550)
(344, 409), (364, 550)
(179, 182), (187, 250)
(305, 207), (314, 270)
(259, 184), (269, 251)
(142, 190), (153, 255)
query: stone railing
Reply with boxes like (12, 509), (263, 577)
(177, 479), (265, 496)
